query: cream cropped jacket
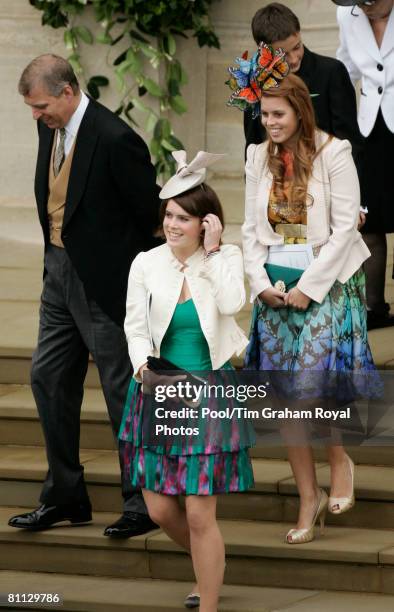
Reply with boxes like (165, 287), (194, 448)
(124, 243), (249, 380)
(243, 132), (371, 304)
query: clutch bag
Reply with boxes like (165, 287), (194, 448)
(265, 263), (304, 292)
(147, 355), (205, 386)
(147, 355), (182, 373)
(265, 243), (312, 292)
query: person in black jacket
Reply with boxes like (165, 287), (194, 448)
(8, 54), (160, 537)
(244, 3), (364, 164)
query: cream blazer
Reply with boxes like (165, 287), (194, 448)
(337, 6), (394, 137)
(124, 243), (249, 380)
(242, 132), (370, 304)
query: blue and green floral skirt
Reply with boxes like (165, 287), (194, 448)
(245, 269), (376, 375)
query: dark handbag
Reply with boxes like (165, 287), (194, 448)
(147, 355), (183, 374)
(265, 263), (304, 291)
(147, 356), (206, 389)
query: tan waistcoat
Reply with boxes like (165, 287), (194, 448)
(47, 134), (77, 247)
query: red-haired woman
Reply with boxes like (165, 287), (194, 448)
(241, 71), (376, 543)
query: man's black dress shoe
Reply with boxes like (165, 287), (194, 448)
(8, 503), (92, 531)
(367, 311), (394, 331)
(103, 512), (158, 538)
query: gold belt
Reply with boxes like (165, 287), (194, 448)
(274, 223), (307, 244)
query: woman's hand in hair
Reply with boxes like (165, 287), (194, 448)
(202, 214), (223, 252)
(284, 287), (311, 311)
(259, 287), (287, 309)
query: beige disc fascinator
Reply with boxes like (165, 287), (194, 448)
(159, 150), (225, 200)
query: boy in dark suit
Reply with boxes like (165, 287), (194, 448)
(244, 2), (364, 167)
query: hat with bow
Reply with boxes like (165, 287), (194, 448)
(159, 150), (225, 200)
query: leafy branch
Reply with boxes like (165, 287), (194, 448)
(29, 0), (220, 178)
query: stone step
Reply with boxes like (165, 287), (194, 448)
(2, 571), (394, 612)
(0, 570), (303, 612)
(1, 325), (393, 389)
(0, 355), (101, 386)
(0, 298), (251, 386)
(251, 445), (394, 468)
(2, 507), (394, 594)
(2, 384), (394, 467)
(0, 385), (115, 449)
(1, 446), (394, 529)
(0, 384), (394, 456)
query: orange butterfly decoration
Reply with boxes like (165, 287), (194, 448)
(226, 42), (289, 117)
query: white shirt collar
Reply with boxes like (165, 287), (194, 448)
(64, 90), (89, 139)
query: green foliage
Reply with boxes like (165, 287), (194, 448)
(28, 0), (220, 178)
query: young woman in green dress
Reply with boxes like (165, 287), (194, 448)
(119, 151), (254, 611)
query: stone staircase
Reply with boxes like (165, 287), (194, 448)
(1, 214), (394, 609)
(3, 386), (394, 610)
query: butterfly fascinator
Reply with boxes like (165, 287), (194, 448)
(226, 42), (290, 118)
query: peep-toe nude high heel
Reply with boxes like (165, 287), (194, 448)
(286, 488), (328, 545)
(329, 456), (355, 514)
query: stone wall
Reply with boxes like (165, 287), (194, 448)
(0, 0), (340, 227)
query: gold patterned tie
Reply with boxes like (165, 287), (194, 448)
(53, 127), (66, 177)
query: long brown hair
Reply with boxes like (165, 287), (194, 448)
(261, 73), (317, 205)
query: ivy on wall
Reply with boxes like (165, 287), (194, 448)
(29, 0), (221, 177)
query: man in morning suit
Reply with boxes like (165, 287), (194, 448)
(8, 54), (159, 537)
(244, 2), (364, 168)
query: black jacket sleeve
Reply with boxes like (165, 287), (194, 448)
(328, 60), (364, 174)
(109, 127), (161, 236)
